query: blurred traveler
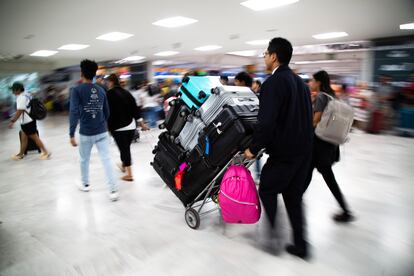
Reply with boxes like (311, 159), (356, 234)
(69, 59), (118, 201)
(95, 75), (107, 91)
(252, 79), (262, 95)
(140, 83), (162, 128)
(234, 71), (253, 88)
(219, 75), (229, 85)
(305, 70), (354, 222)
(244, 37), (313, 259)
(106, 74), (149, 182)
(8, 82), (51, 160)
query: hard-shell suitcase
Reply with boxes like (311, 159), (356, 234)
(198, 107), (247, 167)
(226, 104), (259, 134)
(179, 146), (220, 206)
(151, 132), (189, 203)
(19, 130), (41, 154)
(179, 76), (220, 110)
(195, 86), (258, 125)
(175, 116), (206, 151)
(159, 98), (190, 137)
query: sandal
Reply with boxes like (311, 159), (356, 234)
(11, 154), (24, 160)
(121, 175), (134, 182)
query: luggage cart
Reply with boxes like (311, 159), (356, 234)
(184, 149), (265, 229)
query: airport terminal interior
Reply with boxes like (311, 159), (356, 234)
(1, 0), (414, 275)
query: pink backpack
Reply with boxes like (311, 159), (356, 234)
(219, 165), (261, 224)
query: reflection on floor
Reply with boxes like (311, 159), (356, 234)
(0, 115), (413, 276)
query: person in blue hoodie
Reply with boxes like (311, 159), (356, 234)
(69, 59), (118, 201)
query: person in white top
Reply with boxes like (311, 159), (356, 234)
(8, 82), (51, 160)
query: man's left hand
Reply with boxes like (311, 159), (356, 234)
(244, 148), (255, 160)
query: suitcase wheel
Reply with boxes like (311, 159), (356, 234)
(159, 123), (165, 129)
(169, 100), (176, 107)
(185, 208), (200, 229)
(194, 110), (201, 117)
(186, 114), (193, 122)
(179, 111), (187, 117)
(211, 87), (221, 95)
(169, 135), (175, 142)
(174, 137), (180, 144)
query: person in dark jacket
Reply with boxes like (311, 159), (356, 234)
(244, 37), (313, 259)
(106, 74), (149, 182)
(304, 70), (355, 223)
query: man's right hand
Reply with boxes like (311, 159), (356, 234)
(70, 137), (77, 147)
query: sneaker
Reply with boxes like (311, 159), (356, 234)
(285, 244), (309, 260)
(78, 183), (90, 192)
(333, 212), (355, 223)
(109, 191), (119, 201)
(39, 152), (51, 160)
(11, 154), (24, 161)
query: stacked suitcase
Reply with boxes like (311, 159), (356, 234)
(151, 76), (259, 206)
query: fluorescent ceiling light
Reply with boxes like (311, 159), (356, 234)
(122, 56), (145, 61)
(30, 50), (58, 57)
(240, 0), (299, 11)
(312, 32), (349, 39)
(227, 50), (257, 57)
(58, 44), (90, 50)
(294, 60), (343, 65)
(152, 16), (198, 28)
(246, 39), (269, 45)
(400, 23), (414, 30)
(96, 32), (133, 41)
(194, 45), (222, 51)
(154, 51), (179, 57)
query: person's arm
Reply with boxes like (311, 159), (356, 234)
(313, 112), (322, 127)
(248, 80), (282, 156)
(103, 94), (110, 121)
(8, 110), (24, 128)
(69, 88), (79, 146)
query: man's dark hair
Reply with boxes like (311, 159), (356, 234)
(11, 82), (24, 92)
(268, 37), (293, 65)
(253, 79), (262, 88)
(235, 71), (253, 87)
(80, 59), (98, 80)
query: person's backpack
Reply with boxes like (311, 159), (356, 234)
(315, 93), (354, 145)
(219, 165), (261, 224)
(26, 96), (47, 120)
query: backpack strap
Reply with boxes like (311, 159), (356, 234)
(320, 92), (335, 101)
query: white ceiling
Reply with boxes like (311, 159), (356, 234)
(1, 0), (413, 67)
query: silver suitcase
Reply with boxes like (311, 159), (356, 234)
(175, 116), (206, 151)
(195, 85), (259, 125)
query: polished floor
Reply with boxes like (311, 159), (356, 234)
(0, 115), (413, 276)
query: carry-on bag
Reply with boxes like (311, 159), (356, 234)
(179, 76), (217, 110)
(219, 164), (261, 224)
(175, 116), (205, 151)
(159, 98), (190, 137)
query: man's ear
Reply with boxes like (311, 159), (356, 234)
(272, 52), (278, 63)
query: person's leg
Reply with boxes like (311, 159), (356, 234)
(28, 133), (48, 154)
(122, 130), (135, 181)
(112, 131), (125, 167)
(316, 165), (350, 213)
(283, 155), (311, 258)
(95, 132), (117, 192)
(19, 131), (28, 155)
(79, 134), (93, 187)
(258, 162), (279, 229)
(303, 160), (315, 193)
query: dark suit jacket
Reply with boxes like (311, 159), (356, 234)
(250, 64), (313, 158)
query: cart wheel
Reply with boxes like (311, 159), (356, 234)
(185, 208), (200, 229)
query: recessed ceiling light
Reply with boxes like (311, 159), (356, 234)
(400, 23), (414, 30)
(30, 50), (58, 57)
(194, 45), (222, 51)
(240, 0), (299, 11)
(312, 32), (349, 39)
(227, 50), (257, 57)
(96, 32), (134, 41)
(152, 16), (198, 28)
(122, 56), (145, 61)
(58, 44), (90, 50)
(154, 51), (179, 57)
(246, 39), (269, 46)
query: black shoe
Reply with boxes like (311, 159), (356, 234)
(285, 244), (308, 259)
(333, 212), (355, 223)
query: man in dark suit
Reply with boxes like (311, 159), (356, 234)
(244, 37), (313, 259)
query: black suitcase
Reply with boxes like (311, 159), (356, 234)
(151, 132), (190, 204)
(179, 146), (220, 206)
(19, 130), (41, 154)
(159, 99), (190, 137)
(198, 107), (247, 167)
(226, 104), (259, 148)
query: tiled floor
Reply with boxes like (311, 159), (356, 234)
(0, 115), (413, 276)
